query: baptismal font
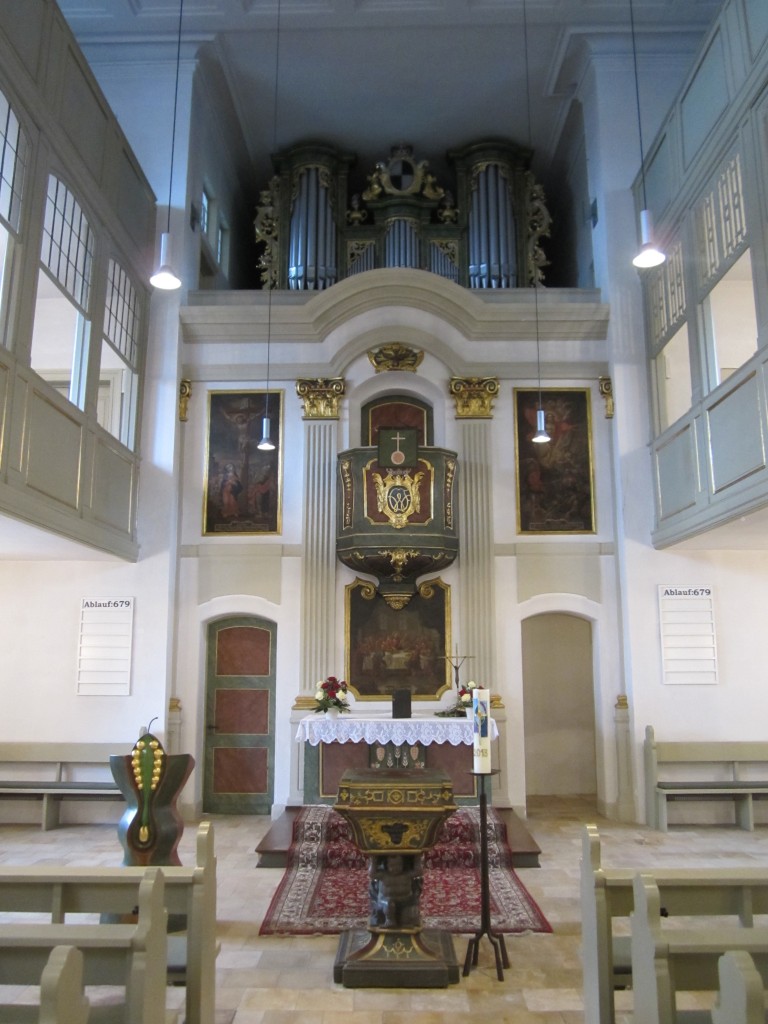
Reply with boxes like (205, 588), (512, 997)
(333, 767), (459, 987)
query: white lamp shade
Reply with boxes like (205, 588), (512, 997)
(633, 209), (666, 269)
(257, 416), (275, 451)
(150, 232), (182, 290)
(532, 406), (551, 444)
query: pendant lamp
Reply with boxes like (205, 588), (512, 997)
(523, 0), (550, 444)
(150, 0), (184, 290)
(257, 0), (282, 452)
(629, 0), (665, 269)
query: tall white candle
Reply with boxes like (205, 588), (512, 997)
(472, 688), (492, 773)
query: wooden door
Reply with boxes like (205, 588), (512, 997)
(203, 616), (275, 814)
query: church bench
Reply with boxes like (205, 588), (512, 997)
(644, 726), (768, 831)
(0, 822), (216, 1024)
(711, 951), (766, 1024)
(631, 873), (768, 1024)
(0, 868), (172, 1024)
(3, 946), (91, 1024)
(0, 743), (125, 830)
(580, 823), (768, 1024)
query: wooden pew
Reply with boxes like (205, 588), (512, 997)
(644, 726), (768, 831)
(0, 743), (124, 830)
(0, 868), (170, 1024)
(631, 873), (768, 1024)
(0, 821), (216, 1024)
(9, 946), (92, 1024)
(580, 823), (768, 1024)
(711, 951), (766, 1024)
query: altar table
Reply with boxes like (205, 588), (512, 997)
(296, 711), (498, 804)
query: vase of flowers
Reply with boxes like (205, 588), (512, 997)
(436, 679), (478, 717)
(314, 675), (351, 715)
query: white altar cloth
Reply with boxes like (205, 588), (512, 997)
(295, 711), (498, 748)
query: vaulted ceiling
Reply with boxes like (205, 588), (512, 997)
(60, 0), (723, 195)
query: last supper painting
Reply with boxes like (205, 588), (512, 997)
(345, 578), (451, 700)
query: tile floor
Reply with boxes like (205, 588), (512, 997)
(2, 797), (768, 1022)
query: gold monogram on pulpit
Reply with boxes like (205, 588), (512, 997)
(372, 469), (424, 528)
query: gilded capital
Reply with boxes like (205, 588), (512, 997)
(296, 378), (345, 419)
(599, 376), (614, 419)
(449, 376), (499, 419)
(179, 379), (191, 422)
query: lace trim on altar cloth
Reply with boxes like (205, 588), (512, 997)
(295, 714), (498, 747)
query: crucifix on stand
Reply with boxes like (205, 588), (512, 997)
(441, 646), (474, 690)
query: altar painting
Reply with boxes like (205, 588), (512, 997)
(514, 387), (595, 534)
(346, 578), (451, 700)
(204, 390), (283, 535)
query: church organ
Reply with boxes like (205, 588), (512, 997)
(254, 139), (551, 290)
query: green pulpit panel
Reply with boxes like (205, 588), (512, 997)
(337, 446), (458, 609)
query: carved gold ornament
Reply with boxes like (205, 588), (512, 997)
(253, 176), (281, 289)
(599, 376), (614, 418)
(449, 377), (499, 418)
(372, 469), (424, 528)
(296, 378), (346, 419)
(179, 379), (191, 422)
(377, 548), (422, 580)
(368, 344), (424, 373)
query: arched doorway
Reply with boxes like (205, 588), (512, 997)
(521, 612), (596, 798)
(203, 615), (276, 814)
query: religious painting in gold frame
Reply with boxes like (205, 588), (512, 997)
(203, 390), (283, 535)
(514, 387), (596, 534)
(345, 577), (451, 701)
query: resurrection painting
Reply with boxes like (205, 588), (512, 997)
(514, 387), (595, 534)
(346, 578), (451, 700)
(204, 390), (283, 535)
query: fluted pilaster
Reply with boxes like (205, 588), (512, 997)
(457, 419), (497, 687)
(296, 379), (345, 707)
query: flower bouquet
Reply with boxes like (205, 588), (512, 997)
(436, 679), (478, 717)
(314, 675), (351, 714)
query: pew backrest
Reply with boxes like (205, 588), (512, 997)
(0, 742), (125, 829)
(631, 873), (768, 1024)
(711, 951), (766, 1024)
(644, 725), (768, 831)
(38, 946), (90, 1024)
(580, 823), (768, 1024)
(0, 868), (168, 1024)
(0, 821), (215, 1024)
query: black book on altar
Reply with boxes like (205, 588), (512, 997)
(392, 689), (411, 718)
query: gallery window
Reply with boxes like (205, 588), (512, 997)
(217, 221), (228, 271)
(647, 238), (692, 433)
(200, 187), (210, 236)
(0, 87), (27, 349)
(30, 174), (94, 410)
(699, 248), (757, 390)
(99, 258), (141, 448)
(653, 323), (692, 433)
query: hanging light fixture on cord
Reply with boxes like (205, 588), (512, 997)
(522, 0), (550, 444)
(629, 0), (665, 269)
(257, 0), (282, 452)
(150, 0), (184, 290)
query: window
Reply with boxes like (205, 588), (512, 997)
(100, 258), (141, 448)
(30, 175), (94, 409)
(0, 88), (27, 348)
(700, 249), (757, 388)
(653, 323), (692, 433)
(217, 221), (228, 271)
(200, 188), (210, 236)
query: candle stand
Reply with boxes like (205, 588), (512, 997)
(463, 769), (509, 981)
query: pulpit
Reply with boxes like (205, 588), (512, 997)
(333, 767), (459, 987)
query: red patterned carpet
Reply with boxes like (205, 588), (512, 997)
(259, 805), (551, 936)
